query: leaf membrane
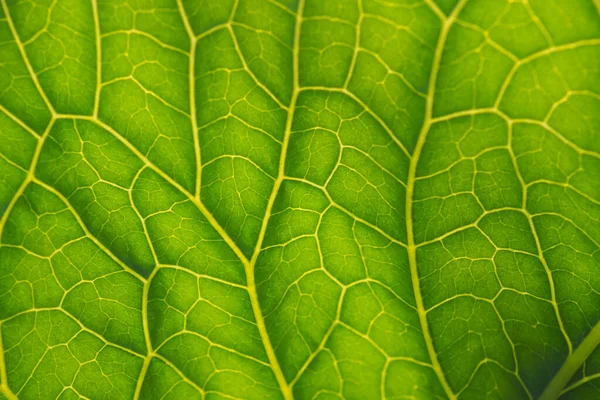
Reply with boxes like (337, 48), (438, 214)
(0, 0), (599, 399)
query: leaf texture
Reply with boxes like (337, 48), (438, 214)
(0, 0), (599, 399)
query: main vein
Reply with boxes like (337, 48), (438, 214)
(404, 1), (469, 399)
(541, 320), (600, 400)
(175, 0), (202, 199)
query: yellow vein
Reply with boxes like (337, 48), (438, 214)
(17, 347), (54, 395)
(454, 19), (519, 63)
(1, 0), (55, 114)
(233, 21), (292, 50)
(130, 168), (158, 397)
(404, 1), (470, 399)
(61, 109), (326, 398)
(0, 119), (54, 398)
(505, 120), (573, 354)
(131, 168), (160, 267)
(488, 295), (533, 399)
(159, 264), (248, 290)
(284, 176), (407, 248)
(541, 321), (600, 400)
(495, 38), (600, 108)
(3, 307), (145, 358)
(523, 1), (554, 47)
(92, 0), (101, 118)
(424, 0), (447, 22)
(358, 47), (427, 99)
(246, 1), (306, 398)
(0, 104), (40, 138)
(300, 86), (411, 158)
(61, 115), (251, 267)
(19, 0), (57, 47)
(0, 118), (54, 240)
(509, 118), (600, 159)
(343, 0), (363, 89)
(529, 180), (600, 207)
(176, 0), (202, 199)
(561, 372), (600, 396)
(430, 107), (498, 123)
(101, 30), (190, 56)
(195, 23), (230, 41)
(431, 106), (600, 159)
(265, 0), (296, 16)
(525, 212), (573, 352)
(0, 322), (16, 399)
(0, 177), (28, 241)
(204, 155), (276, 180)
(102, 76), (190, 117)
(134, 266), (160, 400)
(32, 177), (147, 282)
(153, 352), (205, 395)
(289, 213), (345, 387)
(227, 12), (289, 111)
(0, 153), (27, 173)
(289, 294), (342, 388)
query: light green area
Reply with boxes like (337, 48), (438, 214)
(0, 0), (599, 399)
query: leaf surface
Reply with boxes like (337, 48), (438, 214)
(0, 0), (599, 399)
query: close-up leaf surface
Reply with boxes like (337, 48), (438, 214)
(0, 0), (599, 399)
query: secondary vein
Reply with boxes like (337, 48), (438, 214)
(245, 1), (306, 398)
(175, 0), (202, 199)
(404, 1), (469, 399)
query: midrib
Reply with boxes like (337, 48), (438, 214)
(541, 320), (600, 399)
(404, 1), (469, 399)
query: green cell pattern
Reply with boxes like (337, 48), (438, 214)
(0, 0), (599, 399)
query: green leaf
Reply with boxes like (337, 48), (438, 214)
(0, 0), (599, 399)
